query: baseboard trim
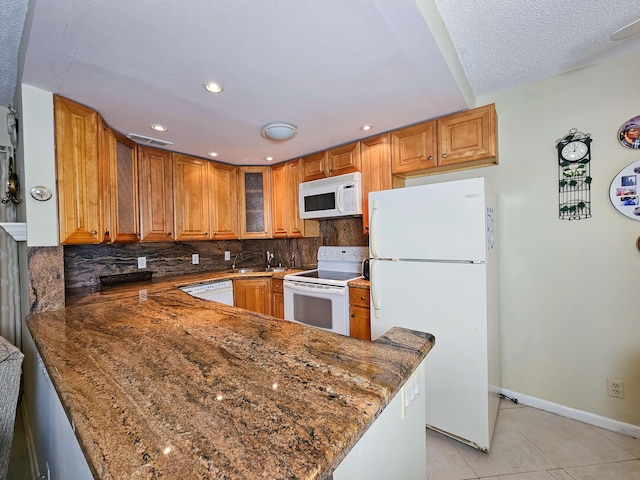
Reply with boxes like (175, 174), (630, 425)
(500, 388), (640, 439)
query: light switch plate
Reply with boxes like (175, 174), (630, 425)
(224, 251), (231, 261)
(192, 254), (199, 265)
(137, 257), (146, 269)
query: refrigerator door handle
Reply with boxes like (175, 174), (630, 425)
(370, 258), (381, 318)
(370, 200), (380, 258)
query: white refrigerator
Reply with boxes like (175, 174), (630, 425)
(368, 177), (500, 452)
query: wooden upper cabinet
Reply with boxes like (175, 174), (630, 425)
(391, 120), (438, 175)
(173, 154), (210, 241)
(54, 95), (103, 244)
(391, 104), (498, 178)
(301, 142), (361, 182)
(138, 146), (174, 242)
(209, 162), (238, 240)
(106, 131), (140, 243)
(238, 166), (272, 239)
(271, 159), (304, 239)
(360, 133), (391, 235)
(301, 151), (328, 182)
(437, 103), (497, 168)
(327, 141), (361, 177)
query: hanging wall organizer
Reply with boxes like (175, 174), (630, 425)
(556, 128), (592, 220)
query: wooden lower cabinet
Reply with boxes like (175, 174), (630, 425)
(272, 278), (284, 319)
(349, 286), (371, 341)
(234, 278), (273, 316)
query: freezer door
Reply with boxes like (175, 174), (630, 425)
(370, 259), (493, 450)
(369, 177), (487, 261)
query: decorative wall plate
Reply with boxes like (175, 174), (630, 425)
(617, 115), (640, 149)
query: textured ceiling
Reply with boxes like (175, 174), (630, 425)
(0, 0), (28, 107)
(434, 0), (640, 96)
(3, 1), (640, 165)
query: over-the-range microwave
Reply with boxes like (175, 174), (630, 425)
(298, 172), (363, 219)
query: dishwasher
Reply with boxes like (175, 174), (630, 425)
(180, 280), (234, 306)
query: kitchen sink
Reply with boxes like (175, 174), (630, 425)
(229, 267), (288, 273)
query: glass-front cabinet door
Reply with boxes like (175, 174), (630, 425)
(238, 166), (272, 239)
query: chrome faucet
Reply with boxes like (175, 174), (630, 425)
(290, 252), (296, 268)
(266, 250), (274, 269)
(231, 252), (243, 270)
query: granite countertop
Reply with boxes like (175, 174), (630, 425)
(27, 287), (434, 480)
(348, 278), (370, 289)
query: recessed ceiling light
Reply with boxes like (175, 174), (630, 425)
(208, 151), (220, 158)
(265, 156), (274, 162)
(204, 82), (224, 94)
(261, 122), (298, 141)
(360, 124), (373, 132)
(150, 124), (167, 132)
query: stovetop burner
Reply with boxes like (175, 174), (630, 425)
(295, 270), (362, 282)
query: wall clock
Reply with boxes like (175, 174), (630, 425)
(555, 128), (592, 220)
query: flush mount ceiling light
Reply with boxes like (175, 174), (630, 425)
(150, 123), (167, 132)
(360, 124), (373, 132)
(261, 122), (297, 141)
(203, 81), (224, 94)
(208, 151), (220, 158)
(265, 156), (274, 162)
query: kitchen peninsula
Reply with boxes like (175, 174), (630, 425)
(26, 281), (434, 479)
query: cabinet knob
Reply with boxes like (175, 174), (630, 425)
(441, 153), (448, 158)
(167, 232), (172, 236)
(90, 230), (97, 236)
(428, 155), (433, 161)
(205, 232), (209, 236)
(360, 296), (366, 301)
(329, 168), (333, 172)
(351, 313), (356, 318)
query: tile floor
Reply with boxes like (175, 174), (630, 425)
(428, 399), (640, 480)
(7, 399), (640, 479)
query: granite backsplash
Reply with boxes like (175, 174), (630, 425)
(63, 217), (369, 290)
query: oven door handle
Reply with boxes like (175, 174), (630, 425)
(284, 282), (346, 296)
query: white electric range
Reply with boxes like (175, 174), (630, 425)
(283, 246), (369, 336)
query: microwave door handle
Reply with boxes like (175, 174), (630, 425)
(336, 184), (345, 213)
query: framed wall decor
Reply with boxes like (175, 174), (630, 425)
(609, 159), (640, 220)
(617, 115), (640, 149)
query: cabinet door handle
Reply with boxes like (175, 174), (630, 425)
(441, 153), (448, 158)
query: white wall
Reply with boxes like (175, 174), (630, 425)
(406, 50), (640, 427)
(20, 84), (58, 246)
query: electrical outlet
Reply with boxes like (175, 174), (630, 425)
(192, 253), (199, 265)
(401, 369), (422, 418)
(607, 379), (624, 398)
(137, 257), (146, 269)
(224, 251), (231, 261)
